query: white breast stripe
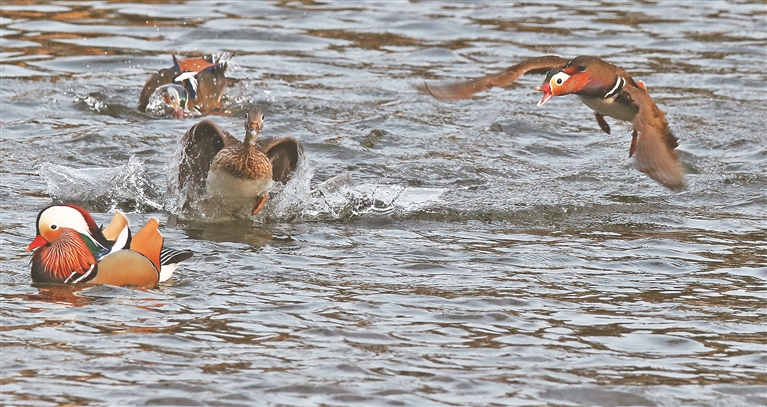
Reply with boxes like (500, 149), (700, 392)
(605, 77), (625, 99)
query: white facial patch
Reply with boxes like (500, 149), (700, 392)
(39, 206), (92, 237)
(165, 86), (180, 103)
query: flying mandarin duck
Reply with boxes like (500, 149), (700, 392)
(419, 55), (685, 191)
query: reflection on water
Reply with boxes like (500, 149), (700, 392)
(1, 1), (766, 406)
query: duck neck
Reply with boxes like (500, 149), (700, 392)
(244, 129), (260, 148)
(32, 229), (98, 283)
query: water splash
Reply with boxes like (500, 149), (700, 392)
(223, 80), (255, 108)
(144, 84), (202, 119)
(39, 156), (163, 212)
(164, 141), (192, 216)
(263, 155), (315, 219)
(265, 168), (446, 222)
(73, 92), (108, 113)
(165, 147), (444, 222)
(214, 52), (236, 76)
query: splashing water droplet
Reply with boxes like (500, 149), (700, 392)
(39, 156), (163, 212)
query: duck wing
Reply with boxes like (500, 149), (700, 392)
(129, 218), (163, 273)
(178, 120), (239, 203)
(189, 64), (236, 114)
(174, 55), (219, 73)
(101, 210), (131, 253)
(417, 55), (571, 101)
(256, 136), (304, 183)
(93, 217), (164, 288)
(138, 67), (178, 111)
(624, 84), (685, 191)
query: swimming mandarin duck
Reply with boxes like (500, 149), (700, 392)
(419, 55), (685, 191)
(27, 204), (193, 288)
(138, 54), (236, 118)
(177, 109), (303, 215)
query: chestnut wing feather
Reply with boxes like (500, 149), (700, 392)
(625, 85), (685, 191)
(417, 55), (571, 101)
(256, 137), (303, 184)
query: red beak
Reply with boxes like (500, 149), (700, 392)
(27, 234), (47, 251)
(536, 82), (554, 107)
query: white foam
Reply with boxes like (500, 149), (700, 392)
(39, 156), (163, 212)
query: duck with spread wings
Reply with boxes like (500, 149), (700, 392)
(177, 109), (303, 215)
(418, 55), (685, 191)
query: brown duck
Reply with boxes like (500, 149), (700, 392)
(419, 55), (685, 191)
(178, 109), (303, 214)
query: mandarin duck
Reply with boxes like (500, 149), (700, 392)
(27, 204), (193, 288)
(177, 108), (303, 215)
(138, 54), (236, 118)
(419, 55), (685, 191)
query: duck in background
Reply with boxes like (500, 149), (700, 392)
(418, 55), (685, 191)
(27, 204), (192, 288)
(138, 54), (237, 118)
(177, 109), (303, 215)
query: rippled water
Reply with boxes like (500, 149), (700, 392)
(2, 1), (766, 405)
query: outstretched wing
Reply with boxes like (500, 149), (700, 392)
(178, 120), (238, 203)
(625, 85), (685, 191)
(256, 136), (303, 184)
(417, 55), (571, 101)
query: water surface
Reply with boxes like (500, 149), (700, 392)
(1, 1), (766, 406)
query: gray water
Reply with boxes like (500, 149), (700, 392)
(1, 1), (766, 406)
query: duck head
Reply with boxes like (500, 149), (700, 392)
(146, 83), (191, 118)
(536, 56), (623, 106)
(536, 69), (572, 107)
(244, 109), (265, 145)
(27, 204), (109, 252)
(27, 205), (111, 283)
(536, 64), (596, 107)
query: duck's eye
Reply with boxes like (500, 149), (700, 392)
(261, 114), (265, 121)
(550, 72), (571, 87)
(50, 225), (58, 230)
(170, 95), (176, 101)
(577, 65), (586, 72)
